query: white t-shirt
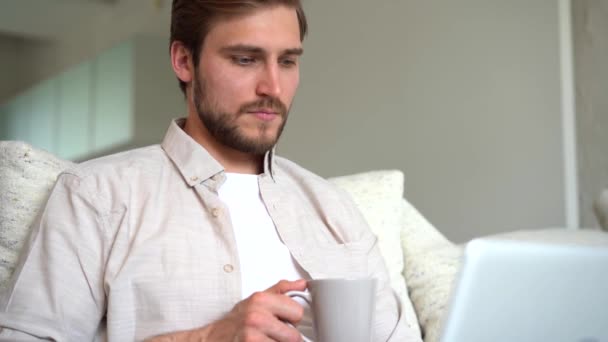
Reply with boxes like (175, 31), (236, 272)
(218, 172), (308, 299)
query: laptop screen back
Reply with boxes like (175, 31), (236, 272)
(439, 238), (608, 342)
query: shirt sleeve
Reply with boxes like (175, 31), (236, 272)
(0, 328), (51, 341)
(0, 172), (109, 341)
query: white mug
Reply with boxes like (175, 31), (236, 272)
(286, 278), (377, 342)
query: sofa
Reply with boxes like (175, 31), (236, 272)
(2, 140), (608, 342)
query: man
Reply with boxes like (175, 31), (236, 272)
(0, 1), (420, 341)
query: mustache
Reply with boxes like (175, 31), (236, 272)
(239, 97), (288, 116)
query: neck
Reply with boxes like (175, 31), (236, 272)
(183, 106), (264, 175)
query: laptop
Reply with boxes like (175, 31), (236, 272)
(439, 237), (608, 342)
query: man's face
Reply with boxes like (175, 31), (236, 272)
(192, 5), (303, 155)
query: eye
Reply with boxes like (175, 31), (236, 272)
(231, 56), (256, 66)
(279, 58), (298, 68)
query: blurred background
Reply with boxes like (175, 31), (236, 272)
(0, 0), (606, 242)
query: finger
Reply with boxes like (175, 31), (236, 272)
(265, 279), (307, 294)
(236, 326), (276, 342)
(242, 310), (303, 342)
(248, 291), (305, 325)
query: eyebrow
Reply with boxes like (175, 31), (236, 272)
(220, 44), (304, 56)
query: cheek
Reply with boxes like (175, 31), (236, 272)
(282, 73), (300, 105)
(205, 68), (253, 107)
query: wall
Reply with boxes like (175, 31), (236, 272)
(0, 41), (134, 160)
(573, 0), (608, 228)
(0, 0), (170, 104)
(280, 0), (566, 242)
(0, 35), (183, 160)
(1, 1), (570, 242)
(132, 35), (184, 146)
(0, 35), (22, 104)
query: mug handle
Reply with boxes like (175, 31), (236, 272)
(285, 290), (313, 342)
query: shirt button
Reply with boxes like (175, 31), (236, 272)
(211, 208), (221, 217)
(190, 176), (199, 182)
(223, 264), (234, 273)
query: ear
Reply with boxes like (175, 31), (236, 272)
(170, 41), (194, 85)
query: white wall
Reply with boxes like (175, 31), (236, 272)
(573, 0), (608, 228)
(281, 0), (566, 242)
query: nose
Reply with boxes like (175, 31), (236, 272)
(256, 64), (281, 98)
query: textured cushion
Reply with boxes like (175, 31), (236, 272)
(399, 198), (463, 342)
(329, 170), (421, 338)
(0, 141), (75, 290)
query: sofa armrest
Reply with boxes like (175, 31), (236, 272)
(0, 141), (74, 290)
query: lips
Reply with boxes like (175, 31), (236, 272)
(247, 108), (280, 122)
(247, 108), (278, 115)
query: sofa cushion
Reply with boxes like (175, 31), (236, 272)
(399, 198), (463, 342)
(0, 141), (75, 290)
(329, 170), (421, 337)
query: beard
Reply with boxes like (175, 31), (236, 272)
(192, 72), (289, 156)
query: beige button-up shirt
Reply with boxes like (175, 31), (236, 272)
(0, 119), (420, 341)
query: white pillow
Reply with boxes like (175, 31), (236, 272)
(399, 197), (463, 342)
(329, 170), (421, 338)
(0, 141), (74, 290)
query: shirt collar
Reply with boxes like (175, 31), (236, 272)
(264, 146), (277, 180)
(161, 118), (277, 187)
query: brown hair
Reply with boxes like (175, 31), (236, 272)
(171, 0), (308, 94)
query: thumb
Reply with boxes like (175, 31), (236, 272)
(265, 279), (307, 294)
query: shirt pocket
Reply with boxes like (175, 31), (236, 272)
(309, 236), (376, 279)
(130, 275), (226, 341)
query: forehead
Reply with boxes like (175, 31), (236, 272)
(203, 5), (302, 52)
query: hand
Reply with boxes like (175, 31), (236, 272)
(204, 279), (307, 342)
